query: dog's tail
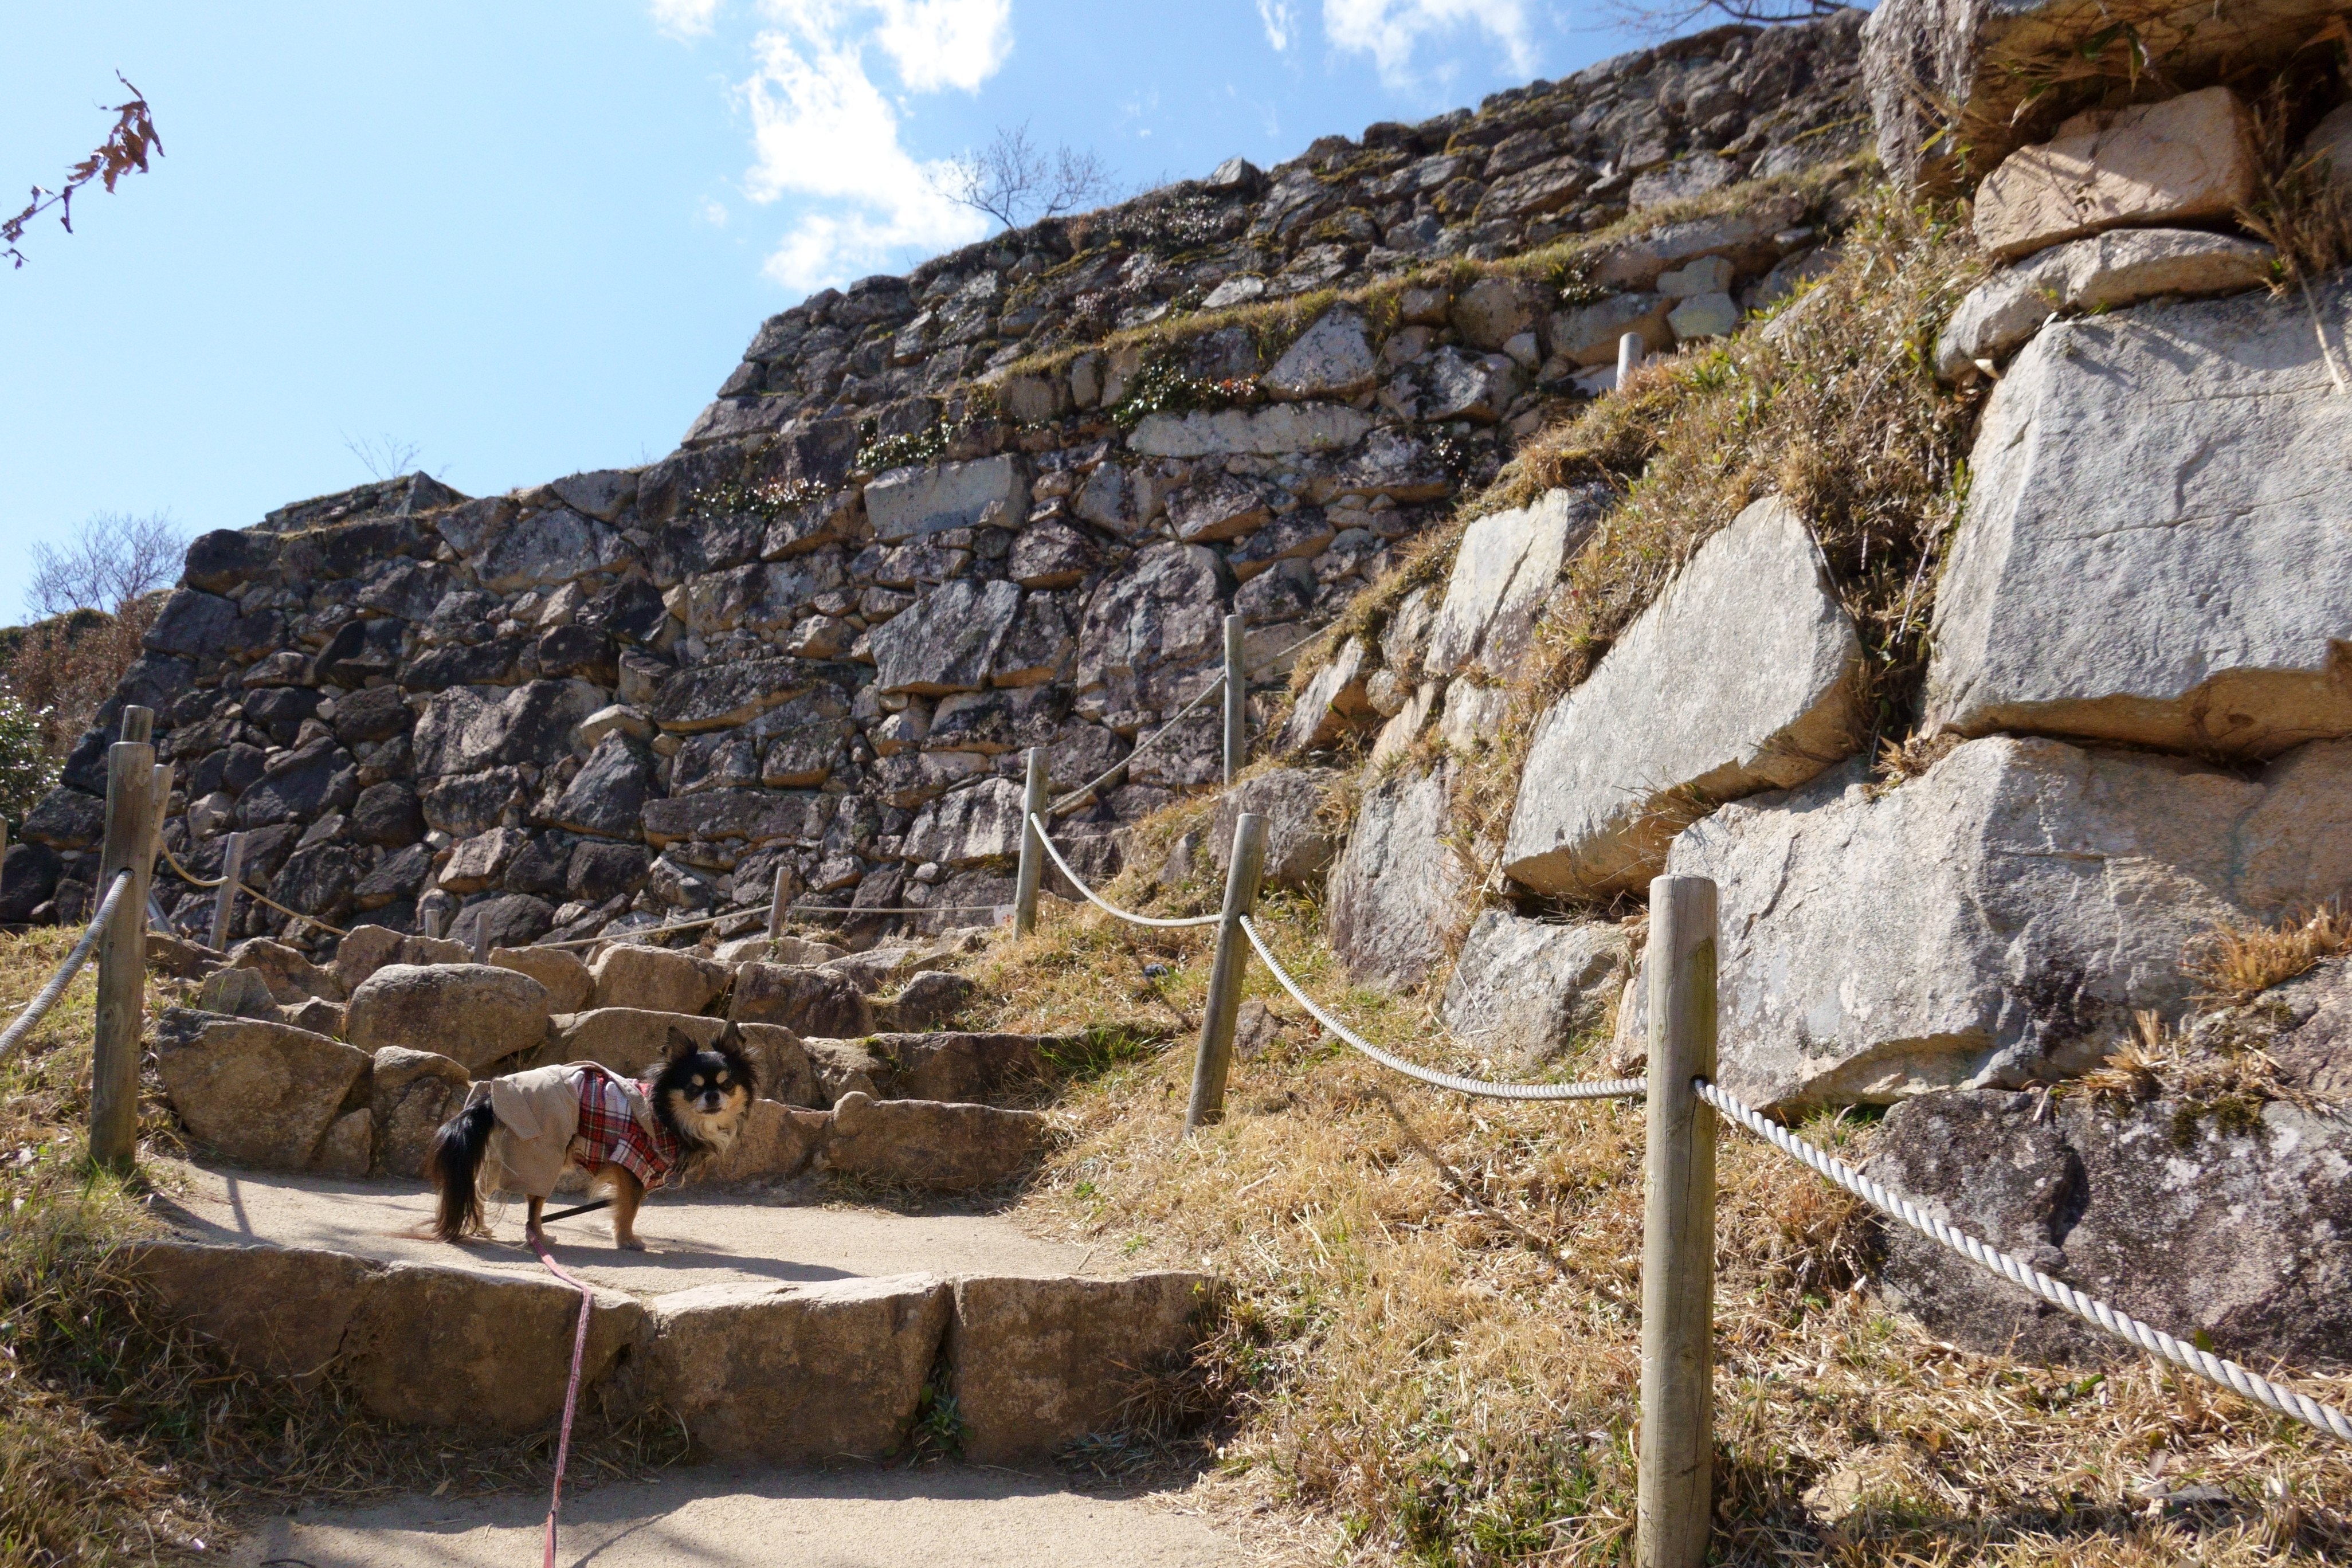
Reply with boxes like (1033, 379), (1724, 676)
(426, 1100), (495, 1242)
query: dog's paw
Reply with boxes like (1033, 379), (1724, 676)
(616, 1235), (648, 1252)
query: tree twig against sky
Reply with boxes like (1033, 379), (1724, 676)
(3, 74), (162, 268)
(932, 122), (1113, 233)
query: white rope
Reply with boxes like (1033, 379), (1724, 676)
(0, 869), (133, 1064)
(1026, 813), (1221, 929)
(1694, 1077), (2352, 1445)
(1238, 916), (1650, 1103)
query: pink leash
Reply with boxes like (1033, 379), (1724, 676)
(528, 1230), (596, 1568)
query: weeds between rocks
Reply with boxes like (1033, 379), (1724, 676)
(964, 874), (2352, 1566)
(0, 931), (688, 1566)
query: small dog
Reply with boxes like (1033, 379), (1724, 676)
(428, 1029), (757, 1251)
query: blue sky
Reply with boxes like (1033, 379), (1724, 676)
(1, 0), (1660, 623)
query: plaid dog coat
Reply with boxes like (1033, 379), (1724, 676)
(568, 1066), (683, 1191)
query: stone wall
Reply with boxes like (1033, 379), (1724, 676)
(3, 13), (1872, 958)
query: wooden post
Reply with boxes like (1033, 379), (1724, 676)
(89, 711), (160, 1173)
(119, 706), (153, 746)
(210, 831), (248, 951)
(766, 863), (791, 943)
(471, 917), (490, 965)
(1617, 331), (1645, 391)
(1185, 812), (1266, 1134)
(1222, 613), (1246, 788)
(1013, 747), (1048, 938)
(1637, 875), (1719, 1568)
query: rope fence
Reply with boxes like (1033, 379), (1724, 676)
(0, 869), (132, 1064)
(1027, 813), (1220, 929)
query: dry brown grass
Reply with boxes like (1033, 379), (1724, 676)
(0, 931), (688, 1565)
(0, 602), (160, 765)
(2187, 907), (2352, 1008)
(963, 887), (2352, 1566)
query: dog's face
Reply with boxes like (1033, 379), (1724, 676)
(650, 1030), (757, 1150)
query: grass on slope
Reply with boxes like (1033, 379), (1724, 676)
(970, 871), (2352, 1567)
(0, 932), (686, 1567)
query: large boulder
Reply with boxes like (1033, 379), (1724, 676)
(882, 1031), (1042, 1104)
(1926, 273), (2352, 758)
(819, 1093), (1044, 1187)
(1211, 767), (1338, 892)
(1657, 736), (2352, 1111)
(731, 962), (875, 1038)
(587, 943), (728, 1014)
(412, 680), (605, 778)
(1860, 0), (2338, 195)
(154, 1013), (370, 1169)
(1970, 88), (2260, 261)
(1127, 402), (1372, 458)
(344, 963), (551, 1073)
(1503, 497), (1864, 897)
(1422, 487), (1603, 684)
(617, 1276), (948, 1462)
(117, 1241), (374, 1389)
(1438, 912), (1632, 1067)
(949, 1273), (1213, 1464)
(1327, 762), (1468, 990)
(489, 944), (594, 1013)
(1867, 1089), (2352, 1371)
(369, 1046), (472, 1178)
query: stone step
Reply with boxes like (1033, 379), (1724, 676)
(138, 1161), (1212, 1466)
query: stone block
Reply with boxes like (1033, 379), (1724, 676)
(732, 1020), (821, 1108)
(1973, 88), (2260, 261)
(903, 777), (1025, 867)
(1280, 636), (1375, 754)
(1212, 767), (1339, 892)
(344, 963), (551, 1073)
(650, 657), (818, 733)
(1502, 496), (1864, 897)
(544, 1009), (726, 1076)
(1327, 762), (1467, 990)
(370, 1045), (471, 1178)
(1653, 736), (2352, 1110)
(881, 1030), (1040, 1104)
(871, 578), (1025, 697)
(341, 1260), (646, 1433)
(118, 1240), (374, 1389)
(731, 963), (875, 1038)
(950, 1273), (1212, 1464)
(488, 944), (594, 1013)
(1935, 228), (2276, 381)
(1545, 293), (1673, 367)
(1128, 403), (1373, 458)
(1439, 911), (1632, 1066)
(703, 1095), (830, 1177)
(1926, 272), (2352, 757)
(313, 1109), (371, 1178)
(624, 1275), (948, 1462)
(820, 1092), (1044, 1187)
(1666, 291), (1739, 340)
(1264, 307), (1378, 399)
(1075, 544), (1228, 715)
(865, 456), (1028, 543)
(154, 1013), (370, 1169)
(1424, 485), (1604, 683)
(588, 943), (728, 1014)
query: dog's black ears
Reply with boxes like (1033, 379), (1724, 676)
(665, 1027), (700, 1062)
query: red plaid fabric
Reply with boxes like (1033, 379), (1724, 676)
(566, 1067), (681, 1191)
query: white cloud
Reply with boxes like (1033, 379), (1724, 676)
(1256, 0), (1298, 50)
(1322, 0), (1534, 88)
(736, 3), (999, 293)
(650, 0), (723, 40)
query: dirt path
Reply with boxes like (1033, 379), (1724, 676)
(149, 1158), (1112, 1297)
(227, 1463), (1241, 1566)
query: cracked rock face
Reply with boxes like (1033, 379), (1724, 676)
(1926, 273), (2352, 759)
(1649, 735), (2352, 1111)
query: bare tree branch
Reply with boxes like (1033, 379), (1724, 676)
(26, 512), (186, 620)
(1597, 0), (1845, 38)
(932, 123), (1115, 234)
(344, 432), (424, 482)
(4, 73), (161, 269)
